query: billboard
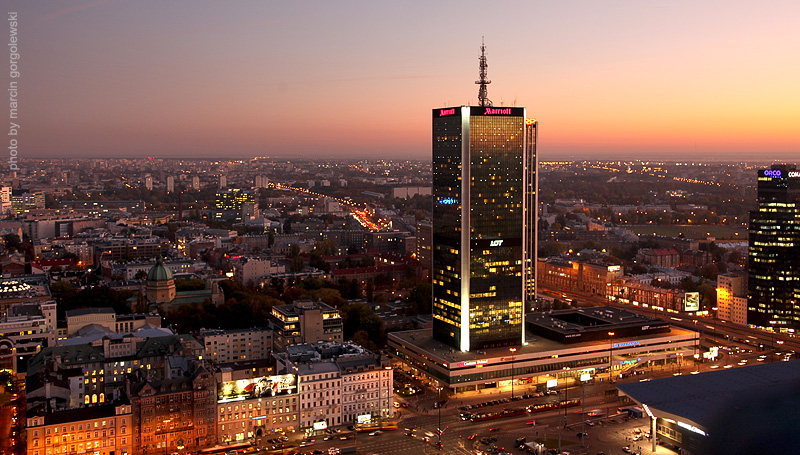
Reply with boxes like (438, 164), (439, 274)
(684, 292), (700, 312)
(218, 374), (297, 402)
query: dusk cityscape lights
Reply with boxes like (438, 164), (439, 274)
(2, 3), (799, 455)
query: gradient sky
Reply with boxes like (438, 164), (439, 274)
(6, 1), (800, 161)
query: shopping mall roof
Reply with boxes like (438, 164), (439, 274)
(618, 359), (800, 449)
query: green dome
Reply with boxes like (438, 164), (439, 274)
(147, 258), (174, 282)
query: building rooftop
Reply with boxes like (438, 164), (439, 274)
(390, 315), (694, 367)
(65, 307), (116, 317)
(618, 360), (800, 454)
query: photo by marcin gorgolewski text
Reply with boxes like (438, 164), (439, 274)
(8, 11), (20, 172)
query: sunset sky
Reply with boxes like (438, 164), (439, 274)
(7, 1), (800, 161)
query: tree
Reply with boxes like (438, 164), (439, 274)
(3, 233), (21, 251)
(134, 270), (148, 280)
(406, 283), (432, 315)
(340, 303), (384, 346)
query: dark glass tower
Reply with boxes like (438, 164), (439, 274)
(432, 106), (536, 351)
(747, 165), (800, 331)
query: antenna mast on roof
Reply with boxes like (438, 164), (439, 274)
(476, 37), (492, 107)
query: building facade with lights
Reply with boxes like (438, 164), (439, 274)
(432, 106), (537, 352)
(127, 368), (218, 455)
(274, 341), (393, 431)
(748, 166), (800, 331)
(389, 306), (699, 394)
(26, 403), (133, 455)
(0, 301), (56, 375)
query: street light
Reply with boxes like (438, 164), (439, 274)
(509, 347), (517, 399)
(580, 372), (590, 449)
(608, 332), (615, 383)
(436, 382), (443, 451)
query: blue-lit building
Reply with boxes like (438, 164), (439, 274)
(748, 165), (800, 331)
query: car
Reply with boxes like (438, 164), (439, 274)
(576, 432), (589, 438)
(368, 430), (382, 436)
(584, 420), (595, 427)
(525, 421), (536, 425)
(401, 403), (409, 408)
(633, 435), (642, 441)
(328, 449), (340, 455)
(621, 448), (632, 454)
(394, 401), (401, 408)
(468, 433), (478, 440)
(300, 442), (314, 447)
(323, 436), (333, 441)
(405, 432), (414, 437)
(489, 427), (500, 432)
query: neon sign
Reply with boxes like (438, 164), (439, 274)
(456, 359), (488, 367)
(764, 169), (782, 178)
(438, 197), (458, 205)
(484, 108), (512, 115)
(613, 341), (641, 348)
(439, 108), (456, 117)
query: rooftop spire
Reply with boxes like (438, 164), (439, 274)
(476, 37), (492, 107)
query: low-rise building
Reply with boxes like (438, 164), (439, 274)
(26, 403), (133, 455)
(717, 273), (747, 325)
(200, 328), (272, 364)
(127, 368), (217, 455)
(269, 300), (343, 352)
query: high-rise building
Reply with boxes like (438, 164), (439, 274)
(748, 166), (800, 331)
(432, 106), (536, 351)
(213, 188), (255, 221)
(166, 175), (174, 193)
(431, 43), (537, 352)
(191, 175), (200, 190)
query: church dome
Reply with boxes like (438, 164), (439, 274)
(147, 258), (174, 282)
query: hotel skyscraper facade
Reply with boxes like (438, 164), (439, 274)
(432, 106), (537, 351)
(748, 165), (800, 331)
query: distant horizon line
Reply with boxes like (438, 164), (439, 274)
(18, 154), (799, 165)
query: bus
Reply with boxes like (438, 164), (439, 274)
(527, 399), (581, 414)
(469, 408), (528, 422)
(354, 420), (398, 432)
(198, 442), (253, 454)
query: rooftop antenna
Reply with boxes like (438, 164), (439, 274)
(476, 37), (492, 107)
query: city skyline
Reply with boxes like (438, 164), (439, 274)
(6, 1), (800, 161)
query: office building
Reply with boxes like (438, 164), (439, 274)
(747, 166), (800, 331)
(0, 301), (56, 374)
(214, 188), (255, 222)
(717, 273), (748, 326)
(432, 104), (530, 351)
(431, 43), (536, 352)
(200, 327), (272, 364)
(269, 300), (343, 352)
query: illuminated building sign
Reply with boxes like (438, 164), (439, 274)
(218, 374), (297, 402)
(613, 341), (641, 349)
(437, 197), (458, 205)
(525, 118), (537, 125)
(484, 107), (512, 115)
(684, 292), (700, 312)
(789, 171), (800, 178)
(439, 108), (456, 117)
(763, 169), (783, 178)
(490, 240), (504, 247)
(456, 359), (489, 368)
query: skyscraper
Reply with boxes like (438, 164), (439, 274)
(748, 165), (800, 331)
(431, 44), (537, 352)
